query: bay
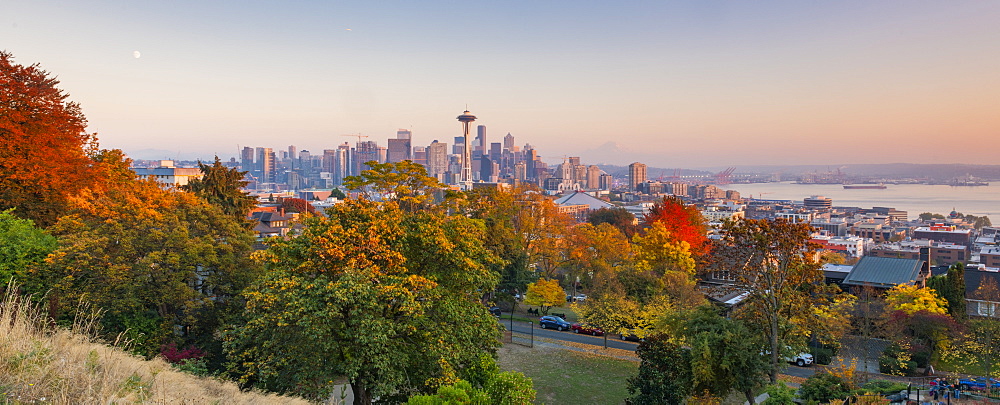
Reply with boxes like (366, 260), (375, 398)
(727, 182), (1000, 219)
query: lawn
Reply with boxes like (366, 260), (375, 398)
(497, 344), (637, 404)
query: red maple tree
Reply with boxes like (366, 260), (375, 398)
(640, 196), (710, 257)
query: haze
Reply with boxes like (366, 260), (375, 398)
(4, 1), (999, 167)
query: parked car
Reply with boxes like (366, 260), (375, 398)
(786, 352), (814, 367)
(959, 377), (1000, 391)
(488, 306), (502, 317)
(539, 315), (571, 331)
(572, 294), (587, 302)
(570, 323), (604, 336)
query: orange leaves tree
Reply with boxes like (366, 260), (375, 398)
(38, 158), (260, 357)
(0, 52), (100, 227)
(641, 196), (710, 258)
(524, 278), (566, 315)
(224, 199), (503, 404)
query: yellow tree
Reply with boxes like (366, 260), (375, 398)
(885, 284), (948, 315)
(632, 221), (697, 276)
(524, 278), (565, 315)
(563, 222), (633, 290)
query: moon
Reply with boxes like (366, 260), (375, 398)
(133, 51), (141, 59)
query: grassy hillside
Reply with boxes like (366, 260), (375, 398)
(0, 288), (309, 404)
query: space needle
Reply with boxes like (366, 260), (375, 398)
(456, 110), (477, 189)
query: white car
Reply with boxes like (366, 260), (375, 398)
(786, 352), (814, 367)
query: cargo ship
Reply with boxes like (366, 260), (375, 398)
(843, 184), (887, 189)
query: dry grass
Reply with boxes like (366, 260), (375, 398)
(0, 286), (310, 404)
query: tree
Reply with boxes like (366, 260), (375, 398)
(224, 199), (502, 404)
(277, 197), (316, 214)
(330, 188), (347, 199)
(927, 262), (967, 322)
(344, 160), (448, 211)
(885, 284), (948, 316)
(0, 52), (100, 227)
(562, 223), (633, 291)
(38, 166), (260, 358)
(632, 222), (696, 276)
(524, 278), (565, 315)
(0, 209), (57, 284)
(819, 251), (848, 265)
(182, 156), (256, 219)
(627, 334), (694, 405)
(918, 212), (946, 221)
(951, 277), (1000, 378)
(662, 305), (770, 405)
(640, 196), (710, 258)
(711, 218), (825, 383)
(588, 207), (638, 238)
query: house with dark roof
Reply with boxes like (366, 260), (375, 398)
(553, 191), (616, 223)
(965, 269), (1000, 319)
(841, 256), (929, 293)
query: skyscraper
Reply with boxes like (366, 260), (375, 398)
(628, 162), (647, 192)
(396, 129), (412, 140)
(427, 140), (448, 181)
(240, 147), (254, 172)
(503, 132), (514, 151)
(387, 138), (412, 163)
(475, 125), (486, 155)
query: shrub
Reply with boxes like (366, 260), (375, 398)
(810, 347), (834, 365)
(859, 380), (909, 396)
(878, 356), (917, 376)
(761, 383), (797, 405)
(800, 372), (852, 403)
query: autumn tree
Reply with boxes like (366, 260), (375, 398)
(38, 162), (260, 357)
(0, 52), (101, 227)
(224, 199), (503, 404)
(463, 187), (537, 296)
(641, 196), (710, 258)
(277, 197), (316, 214)
(182, 156), (257, 219)
(344, 160), (449, 211)
(524, 278), (565, 315)
(588, 207), (639, 238)
(711, 218), (826, 383)
(885, 284), (948, 316)
(562, 222), (633, 291)
(962, 277), (1000, 378)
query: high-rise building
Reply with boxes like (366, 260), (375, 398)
(628, 162), (647, 191)
(412, 146), (426, 166)
(427, 140), (448, 181)
(453, 136), (465, 155)
(587, 165), (601, 189)
(259, 148), (276, 183)
(475, 125), (487, 155)
(387, 138), (412, 163)
(322, 149), (337, 175)
(335, 143), (351, 181)
(287, 145), (297, 161)
(396, 129), (412, 140)
(354, 141), (379, 175)
(503, 132), (514, 150)
(599, 173), (613, 191)
(240, 147), (254, 172)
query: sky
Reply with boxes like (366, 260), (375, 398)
(4, 1), (1000, 168)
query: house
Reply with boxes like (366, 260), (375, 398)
(965, 269), (1000, 319)
(841, 256), (929, 293)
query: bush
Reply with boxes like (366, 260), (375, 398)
(761, 383), (797, 405)
(810, 347), (834, 365)
(800, 372), (852, 403)
(878, 356), (917, 376)
(860, 380), (909, 396)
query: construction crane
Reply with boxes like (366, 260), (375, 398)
(342, 133), (369, 145)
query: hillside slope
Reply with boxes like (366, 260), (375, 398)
(0, 289), (310, 404)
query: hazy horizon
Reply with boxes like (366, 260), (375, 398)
(6, 1), (999, 168)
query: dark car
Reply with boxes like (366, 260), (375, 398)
(571, 323), (604, 336)
(539, 315), (571, 331)
(488, 306), (502, 317)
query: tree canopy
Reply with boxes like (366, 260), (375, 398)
(0, 51), (101, 227)
(641, 196), (710, 258)
(183, 156), (256, 219)
(225, 199), (502, 404)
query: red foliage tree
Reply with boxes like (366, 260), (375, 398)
(640, 196), (710, 257)
(0, 52), (99, 226)
(278, 197), (316, 214)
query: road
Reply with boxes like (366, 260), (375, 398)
(501, 317), (640, 351)
(499, 316), (818, 379)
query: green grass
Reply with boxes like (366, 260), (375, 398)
(497, 345), (637, 405)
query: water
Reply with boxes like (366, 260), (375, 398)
(727, 182), (1000, 219)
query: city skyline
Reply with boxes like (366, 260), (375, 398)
(5, 1), (1000, 167)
